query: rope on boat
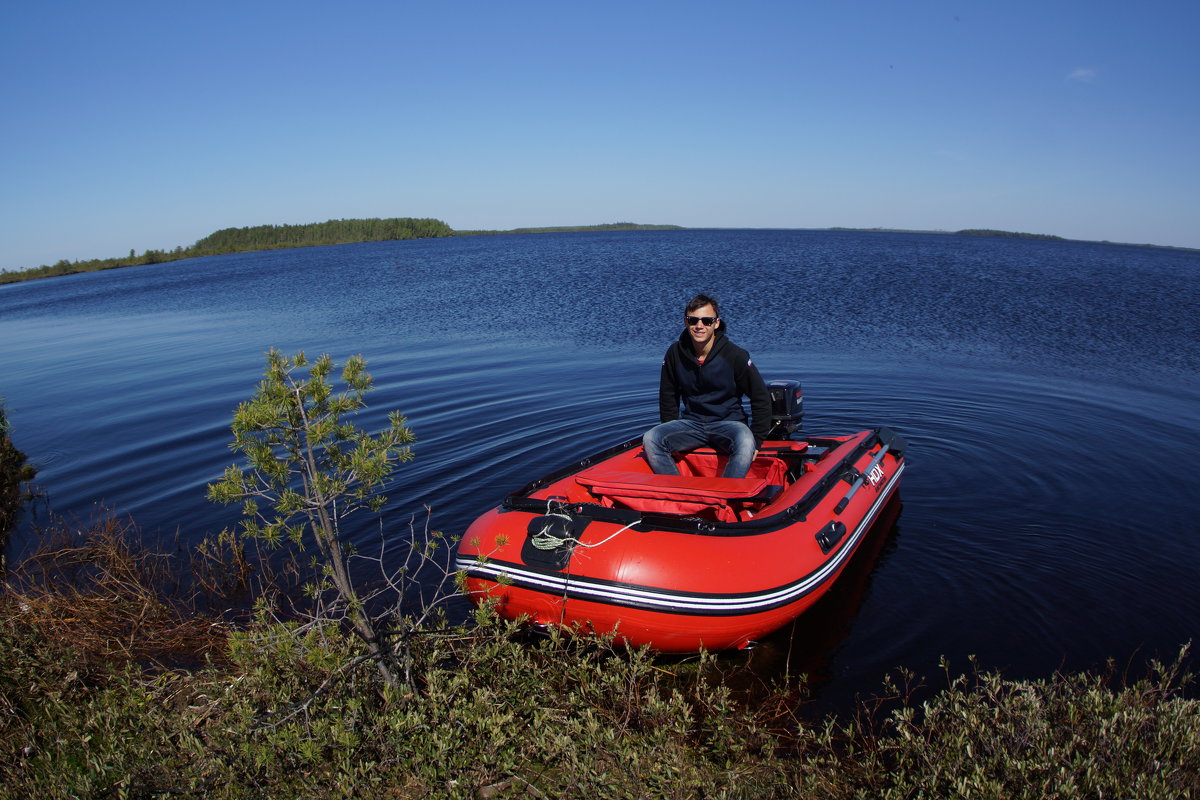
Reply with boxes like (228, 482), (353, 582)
(529, 501), (638, 551)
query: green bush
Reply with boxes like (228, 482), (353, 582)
(0, 401), (37, 536)
(832, 654), (1200, 800)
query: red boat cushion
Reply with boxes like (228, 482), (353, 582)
(575, 470), (778, 521)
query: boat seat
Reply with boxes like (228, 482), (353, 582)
(575, 470), (781, 522)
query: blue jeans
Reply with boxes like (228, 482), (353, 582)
(642, 419), (757, 478)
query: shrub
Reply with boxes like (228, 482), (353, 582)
(0, 400), (38, 537)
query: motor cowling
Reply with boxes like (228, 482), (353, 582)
(767, 379), (804, 439)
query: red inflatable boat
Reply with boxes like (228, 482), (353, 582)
(455, 386), (906, 653)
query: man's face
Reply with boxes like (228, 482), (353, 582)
(684, 303), (720, 350)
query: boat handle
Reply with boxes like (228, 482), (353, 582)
(834, 444), (890, 515)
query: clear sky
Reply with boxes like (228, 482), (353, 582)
(3, 0), (1198, 270)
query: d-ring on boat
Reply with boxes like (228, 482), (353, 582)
(454, 381), (907, 652)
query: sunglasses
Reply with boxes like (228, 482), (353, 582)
(685, 315), (718, 326)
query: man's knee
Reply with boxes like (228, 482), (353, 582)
(643, 426), (662, 450)
(644, 422), (686, 475)
(733, 424), (756, 452)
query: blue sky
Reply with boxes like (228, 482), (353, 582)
(2, 0), (1198, 269)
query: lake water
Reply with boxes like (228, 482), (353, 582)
(2, 229), (1198, 710)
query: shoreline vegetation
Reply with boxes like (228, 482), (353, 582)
(2, 503), (1198, 796)
(2, 218), (1193, 286)
(2, 530), (1195, 799)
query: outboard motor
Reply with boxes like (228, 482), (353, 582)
(767, 379), (804, 439)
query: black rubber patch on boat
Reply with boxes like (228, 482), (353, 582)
(521, 514), (579, 570)
(815, 520), (847, 554)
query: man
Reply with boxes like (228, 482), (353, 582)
(643, 293), (772, 479)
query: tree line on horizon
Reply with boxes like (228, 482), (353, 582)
(0, 217), (455, 285)
(0, 219), (689, 285)
(954, 228), (1065, 241)
(193, 217), (454, 253)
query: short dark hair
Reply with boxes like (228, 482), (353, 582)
(685, 293), (720, 317)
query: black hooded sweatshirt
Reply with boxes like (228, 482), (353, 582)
(657, 323), (772, 447)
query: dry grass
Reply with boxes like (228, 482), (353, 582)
(6, 514), (297, 669)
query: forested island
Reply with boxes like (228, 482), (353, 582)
(193, 217), (454, 252)
(0, 219), (681, 285)
(0, 218), (455, 285)
(953, 228), (1065, 240)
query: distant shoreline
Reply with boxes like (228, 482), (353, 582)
(0, 220), (681, 285)
(826, 226), (1200, 252)
(2, 219), (1194, 285)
